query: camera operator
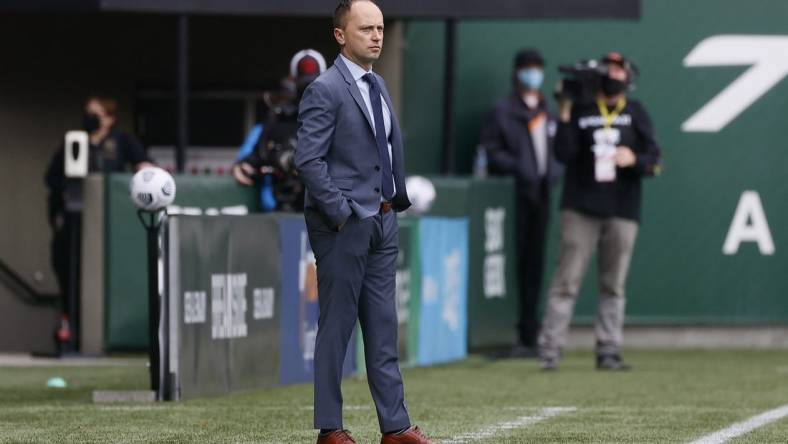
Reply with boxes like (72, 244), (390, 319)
(232, 49), (327, 212)
(537, 52), (662, 371)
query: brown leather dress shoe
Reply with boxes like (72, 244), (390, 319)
(380, 426), (432, 444)
(316, 429), (356, 444)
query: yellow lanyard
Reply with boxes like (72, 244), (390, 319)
(596, 97), (627, 130)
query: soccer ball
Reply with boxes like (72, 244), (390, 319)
(130, 167), (176, 211)
(405, 176), (436, 214)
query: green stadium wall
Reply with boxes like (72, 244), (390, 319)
(403, 0), (788, 324)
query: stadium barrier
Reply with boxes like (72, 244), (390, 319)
(103, 174), (519, 353)
(162, 215), (282, 399)
(426, 177), (519, 349)
(105, 174), (257, 350)
(161, 213), (469, 400)
(413, 217), (469, 365)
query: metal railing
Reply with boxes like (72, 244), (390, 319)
(0, 258), (58, 307)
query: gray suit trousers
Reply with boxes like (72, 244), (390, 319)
(306, 208), (411, 433)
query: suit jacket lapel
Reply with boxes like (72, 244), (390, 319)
(334, 56), (374, 133)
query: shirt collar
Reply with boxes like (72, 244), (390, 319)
(339, 53), (371, 82)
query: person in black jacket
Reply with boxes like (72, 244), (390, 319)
(480, 49), (562, 356)
(537, 53), (661, 371)
(45, 95), (152, 347)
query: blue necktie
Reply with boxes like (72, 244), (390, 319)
(362, 73), (394, 201)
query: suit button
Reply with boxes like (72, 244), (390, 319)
(374, 187), (380, 193)
(374, 165), (381, 171)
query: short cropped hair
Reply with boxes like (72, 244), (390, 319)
(333, 0), (376, 29)
(84, 95), (118, 117)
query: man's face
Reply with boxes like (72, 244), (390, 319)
(334, 1), (384, 69)
(606, 63), (628, 82)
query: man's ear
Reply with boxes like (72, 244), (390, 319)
(333, 27), (345, 46)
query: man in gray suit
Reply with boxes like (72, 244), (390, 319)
(295, 1), (431, 443)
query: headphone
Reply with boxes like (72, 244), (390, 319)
(290, 49), (327, 78)
(602, 52), (640, 89)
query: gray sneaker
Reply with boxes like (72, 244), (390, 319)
(596, 354), (632, 371)
(509, 344), (538, 359)
(539, 357), (558, 371)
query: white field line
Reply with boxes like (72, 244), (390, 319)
(298, 404), (372, 411)
(688, 403), (788, 444)
(441, 406), (576, 444)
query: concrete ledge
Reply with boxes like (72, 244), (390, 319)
(0, 354), (146, 367)
(92, 390), (156, 403)
(566, 326), (788, 350)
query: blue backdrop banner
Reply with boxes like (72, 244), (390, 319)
(416, 217), (469, 365)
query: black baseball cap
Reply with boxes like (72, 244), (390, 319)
(601, 51), (639, 81)
(514, 49), (545, 68)
(601, 52), (627, 67)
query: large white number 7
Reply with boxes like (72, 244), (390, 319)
(682, 35), (788, 133)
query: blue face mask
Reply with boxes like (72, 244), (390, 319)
(517, 68), (544, 90)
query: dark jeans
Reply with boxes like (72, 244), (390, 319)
(516, 189), (551, 347)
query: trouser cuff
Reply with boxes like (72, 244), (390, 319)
(314, 418), (343, 430)
(381, 418), (411, 435)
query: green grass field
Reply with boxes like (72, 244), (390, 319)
(1, 350), (787, 443)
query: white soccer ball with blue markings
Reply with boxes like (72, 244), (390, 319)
(405, 175), (436, 215)
(130, 166), (176, 211)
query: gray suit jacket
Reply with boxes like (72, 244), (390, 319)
(295, 56), (411, 228)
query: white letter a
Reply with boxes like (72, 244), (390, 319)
(722, 191), (775, 255)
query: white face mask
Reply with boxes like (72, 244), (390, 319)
(517, 68), (544, 90)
